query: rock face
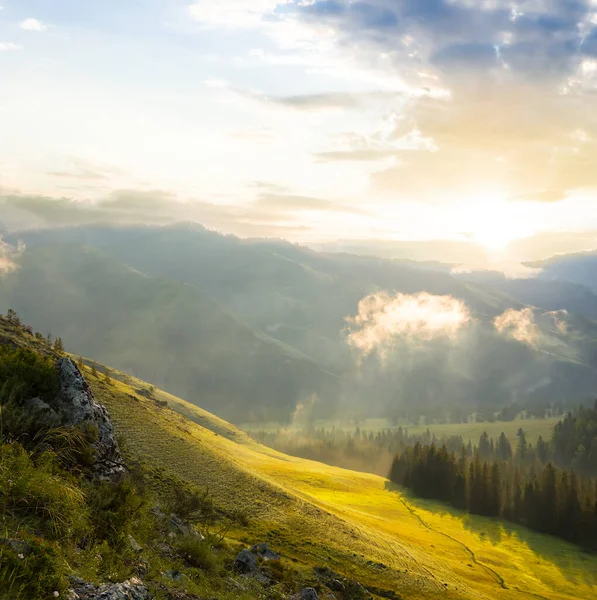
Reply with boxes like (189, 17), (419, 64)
(56, 358), (125, 481)
(70, 577), (150, 600)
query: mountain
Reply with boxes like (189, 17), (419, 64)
(3, 315), (595, 600)
(4, 224), (597, 422)
(531, 251), (597, 292)
(0, 243), (337, 423)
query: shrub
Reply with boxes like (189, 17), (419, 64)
(0, 347), (59, 405)
(85, 478), (144, 545)
(174, 534), (221, 572)
(0, 536), (68, 600)
(0, 443), (87, 540)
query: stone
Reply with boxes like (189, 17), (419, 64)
(72, 578), (150, 600)
(234, 549), (258, 573)
(163, 570), (185, 583)
(55, 358), (125, 481)
(290, 589), (320, 600)
(0, 539), (32, 557)
(250, 542), (281, 561)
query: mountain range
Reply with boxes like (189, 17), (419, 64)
(2, 223), (597, 423)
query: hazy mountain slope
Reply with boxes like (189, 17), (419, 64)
(0, 243), (337, 422)
(457, 272), (597, 320)
(532, 251), (597, 292)
(16, 224), (518, 364)
(8, 225), (597, 420)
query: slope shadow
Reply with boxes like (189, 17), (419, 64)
(384, 481), (597, 589)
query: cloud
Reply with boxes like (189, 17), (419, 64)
(346, 292), (472, 361)
(254, 192), (367, 215)
(0, 43), (21, 51)
(270, 93), (362, 111)
(508, 190), (568, 203)
(0, 236), (24, 275)
(494, 308), (540, 347)
(19, 18), (48, 32)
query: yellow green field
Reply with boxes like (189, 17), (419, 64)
(75, 363), (597, 600)
(242, 416), (559, 446)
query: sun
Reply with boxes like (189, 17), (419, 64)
(466, 193), (535, 252)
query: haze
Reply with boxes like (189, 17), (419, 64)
(2, 1), (597, 267)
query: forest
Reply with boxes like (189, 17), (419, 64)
(389, 403), (597, 549)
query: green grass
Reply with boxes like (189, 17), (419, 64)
(2, 318), (595, 599)
(81, 366), (597, 600)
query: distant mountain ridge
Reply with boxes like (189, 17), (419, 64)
(2, 224), (597, 422)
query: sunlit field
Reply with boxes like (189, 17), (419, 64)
(85, 360), (597, 600)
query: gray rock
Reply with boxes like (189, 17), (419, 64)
(0, 539), (32, 557)
(162, 570), (185, 582)
(56, 358), (125, 481)
(250, 542), (280, 561)
(73, 578), (150, 600)
(234, 549), (258, 573)
(290, 589), (320, 600)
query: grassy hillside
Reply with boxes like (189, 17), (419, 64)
(62, 370), (597, 597)
(1, 317), (596, 599)
(0, 243), (337, 423)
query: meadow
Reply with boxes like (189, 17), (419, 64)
(241, 416), (560, 446)
(80, 362), (597, 600)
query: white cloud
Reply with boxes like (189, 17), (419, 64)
(346, 292), (472, 361)
(0, 236), (24, 275)
(188, 0), (279, 28)
(0, 42), (21, 51)
(494, 308), (539, 347)
(20, 18), (48, 32)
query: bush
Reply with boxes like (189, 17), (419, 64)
(174, 534), (221, 572)
(86, 478), (145, 545)
(0, 536), (68, 600)
(0, 443), (87, 540)
(0, 346), (59, 405)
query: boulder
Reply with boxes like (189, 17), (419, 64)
(55, 358), (125, 481)
(313, 567), (372, 600)
(290, 589), (320, 600)
(250, 542), (281, 561)
(234, 549), (258, 573)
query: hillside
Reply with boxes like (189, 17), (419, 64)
(3, 224), (597, 423)
(0, 243), (337, 423)
(2, 317), (594, 600)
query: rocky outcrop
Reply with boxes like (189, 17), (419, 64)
(69, 577), (150, 600)
(56, 358), (125, 481)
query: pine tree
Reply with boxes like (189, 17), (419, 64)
(53, 337), (65, 353)
(516, 428), (528, 461)
(6, 308), (20, 326)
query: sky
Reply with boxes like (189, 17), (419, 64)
(1, 0), (597, 265)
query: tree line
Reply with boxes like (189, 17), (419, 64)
(389, 441), (597, 549)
